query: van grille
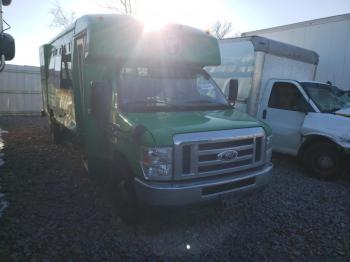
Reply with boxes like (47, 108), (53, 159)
(173, 128), (265, 180)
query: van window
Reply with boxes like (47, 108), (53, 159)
(268, 82), (312, 112)
(300, 82), (350, 113)
(118, 67), (229, 112)
(60, 46), (72, 89)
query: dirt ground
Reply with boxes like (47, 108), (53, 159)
(0, 116), (349, 261)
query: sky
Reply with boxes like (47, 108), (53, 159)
(2, 0), (350, 66)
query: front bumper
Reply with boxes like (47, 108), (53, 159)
(134, 163), (273, 206)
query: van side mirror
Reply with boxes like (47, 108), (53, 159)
(90, 81), (112, 123)
(0, 33), (15, 61)
(2, 0), (13, 6)
(228, 79), (238, 106)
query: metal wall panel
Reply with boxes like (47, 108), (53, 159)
(243, 14), (350, 91)
(0, 64), (42, 115)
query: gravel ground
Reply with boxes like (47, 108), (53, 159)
(0, 116), (349, 261)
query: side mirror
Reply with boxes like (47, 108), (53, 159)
(2, 0), (12, 6)
(90, 81), (112, 123)
(0, 33), (15, 61)
(228, 79), (238, 106)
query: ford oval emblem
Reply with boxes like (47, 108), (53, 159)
(217, 150), (238, 162)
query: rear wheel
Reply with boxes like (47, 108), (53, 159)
(302, 142), (343, 179)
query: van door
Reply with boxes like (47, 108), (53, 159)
(258, 80), (314, 155)
(73, 34), (87, 133)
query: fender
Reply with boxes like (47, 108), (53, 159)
(302, 132), (339, 145)
(302, 112), (350, 150)
(301, 132), (350, 152)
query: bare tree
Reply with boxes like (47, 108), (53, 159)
(49, 0), (76, 30)
(96, 0), (136, 15)
(211, 21), (233, 39)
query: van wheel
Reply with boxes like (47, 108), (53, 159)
(50, 120), (63, 144)
(302, 142), (343, 179)
(115, 178), (141, 223)
(109, 161), (143, 224)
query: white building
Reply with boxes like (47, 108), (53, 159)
(0, 64), (41, 115)
(243, 13), (350, 91)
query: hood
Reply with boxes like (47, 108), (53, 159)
(302, 112), (350, 145)
(335, 107), (350, 118)
(125, 109), (269, 146)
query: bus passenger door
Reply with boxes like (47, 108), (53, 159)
(73, 34), (87, 133)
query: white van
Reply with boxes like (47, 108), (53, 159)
(207, 36), (350, 179)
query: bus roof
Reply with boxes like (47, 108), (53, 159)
(45, 14), (221, 67)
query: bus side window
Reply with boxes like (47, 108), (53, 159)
(48, 48), (56, 88)
(60, 45), (72, 89)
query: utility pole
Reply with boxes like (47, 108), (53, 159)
(0, 0), (15, 72)
(0, 1), (3, 32)
(0, 1), (5, 71)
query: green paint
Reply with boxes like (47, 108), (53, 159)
(125, 109), (271, 146)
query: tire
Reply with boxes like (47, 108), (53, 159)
(302, 142), (343, 179)
(50, 120), (63, 144)
(108, 158), (143, 224)
(115, 178), (141, 224)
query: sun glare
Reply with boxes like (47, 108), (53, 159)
(135, 0), (231, 34)
(141, 17), (168, 32)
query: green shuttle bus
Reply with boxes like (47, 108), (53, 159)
(39, 14), (273, 216)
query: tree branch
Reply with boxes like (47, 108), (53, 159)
(95, 0), (136, 15)
(49, 0), (76, 30)
(211, 20), (233, 39)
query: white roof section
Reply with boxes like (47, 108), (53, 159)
(242, 13), (350, 36)
(220, 36), (319, 65)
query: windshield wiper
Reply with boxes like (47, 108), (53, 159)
(185, 100), (229, 107)
(322, 107), (342, 113)
(331, 107), (342, 113)
(125, 98), (184, 108)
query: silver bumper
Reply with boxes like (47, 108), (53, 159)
(134, 163), (273, 206)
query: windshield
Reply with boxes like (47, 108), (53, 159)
(118, 66), (229, 112)
(300, 82), (350, 113)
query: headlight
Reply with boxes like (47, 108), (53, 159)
(141, 147), (173, 180)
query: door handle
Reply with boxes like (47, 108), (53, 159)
(262, 109), (267, 119)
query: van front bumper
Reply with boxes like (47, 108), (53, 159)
(134, 163), (273, 207)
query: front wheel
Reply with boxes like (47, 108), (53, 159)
(115, 178), (141, 223)
(108, 160), (144, 224)
(302, 142), (343, 179)
(50, 120), (63, 144)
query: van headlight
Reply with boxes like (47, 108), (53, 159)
(141, 147), (173, 180)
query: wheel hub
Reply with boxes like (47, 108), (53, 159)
(317, 155), (334, 169)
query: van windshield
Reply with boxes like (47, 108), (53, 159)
(301, 82), (350, 113)
(118, 66), (229, 112)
